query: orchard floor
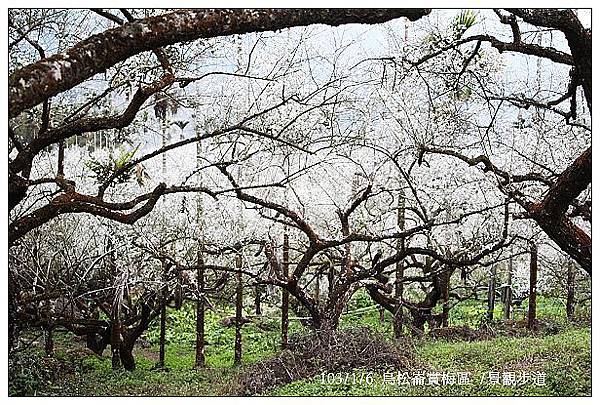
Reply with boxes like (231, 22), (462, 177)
(9, 297), (591, 396)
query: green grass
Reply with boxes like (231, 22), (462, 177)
(143, 304), (283, 368)
(446, 295), (573, 328)
(269, 327), (591, 396)
(9, 295), (591, 396)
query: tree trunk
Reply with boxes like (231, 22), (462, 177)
(527, 147), (591, 275)
(111, 320), (122, 370)
(313, 310), (341, 338)
(528, 243), (538, 330)
(441, 270), (450, 327)
(119, 339), (136, 371)
(486, 265), (497, 321)
(234, 253), (243, 366)
(44, 325), (54, 356)
(194, 129), (206, 368)
(328, 262), (335, 296)
(43, 298), (54, 356)
(86, 331), (108, 356)
(314, 273), (320, 303)
(254, 285), (262, 315)
(281, 231), (290, 349)
(161, 120), (167, 177)
(566, 262), (576, 321)
(156, 258), (168, 369)
(118, 302), (156, 372)
(341, 172), (359, 277)
(157, 300), (166, 368)
(409, 308), (429, 335)
(157, 122), (168, 370)
(503, 254), (513, 320)
(393, 189), (405, 338)
(195, 250), (205, 368)
(408, 277), (442, 335)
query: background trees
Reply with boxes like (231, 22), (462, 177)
(8, 9), (590, 375)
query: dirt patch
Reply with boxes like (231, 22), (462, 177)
(232, 326), (415, 396)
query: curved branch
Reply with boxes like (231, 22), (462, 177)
(419, 145), (553, 186)
(9, 183), (216, 246)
